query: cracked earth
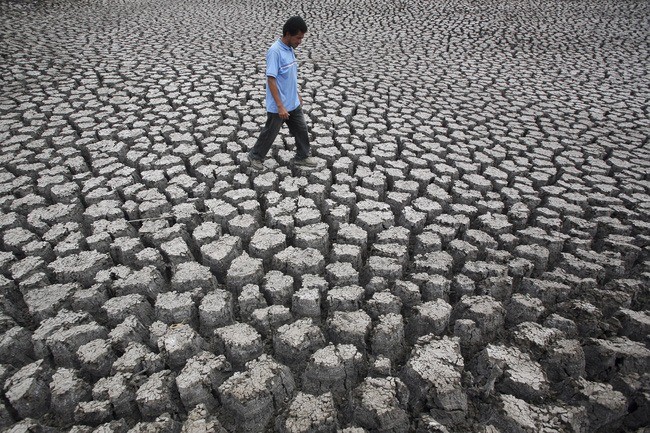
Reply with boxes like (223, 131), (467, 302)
(0, 0), (649, 432)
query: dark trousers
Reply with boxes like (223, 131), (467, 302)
(249, 106), (310, 161)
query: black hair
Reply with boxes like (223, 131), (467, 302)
(283, 16), (307, 36)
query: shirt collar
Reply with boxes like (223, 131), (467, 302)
(278, 38), (292, 51)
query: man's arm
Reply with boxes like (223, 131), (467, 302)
(267, 77), (289, 120)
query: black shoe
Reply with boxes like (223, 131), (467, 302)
(294, 157), (318, 167)
(248, 154), (264, 170)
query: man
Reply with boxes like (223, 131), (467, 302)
(248, 16), (317, 170)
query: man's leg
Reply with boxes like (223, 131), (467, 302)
(285, 106), (311, 160)
(249, 112), (283, 161)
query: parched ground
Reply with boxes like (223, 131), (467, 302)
(0, 0), (649, 432)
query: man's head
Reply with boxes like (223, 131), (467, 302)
(282, 16), (307, 48)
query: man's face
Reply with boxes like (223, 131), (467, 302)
(286, 31), (305, 48)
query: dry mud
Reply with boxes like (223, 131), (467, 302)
(0, 0), (649, 432)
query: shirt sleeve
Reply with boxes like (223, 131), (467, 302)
(266, 48), (280, 78)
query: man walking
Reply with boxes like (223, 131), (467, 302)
(248, 16), (317, 170)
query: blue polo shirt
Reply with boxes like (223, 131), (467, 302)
(265, 39), (300, 113)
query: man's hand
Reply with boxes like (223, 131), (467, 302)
(267, 77), (289, 119)
(278, 105), (290, 120)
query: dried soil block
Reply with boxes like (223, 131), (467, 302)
(4, 360), (52, 419)
(134, 248), (166, 274)
(505, 293), (545, 326)
(214, 322), (264, 368)
(2, 227), (38, 255)
(413, 273), (450, 302)
(155, 291), (197, 326)
(82, 200), (125, 229)
(302, 343), (365, 400)
(518, 228), (566, 265)
(8, 256), (46, 287)
(407, 299), (452, 342)
(448, 239), (479, 272)
(363, 255), (403, 283)
(250, 305), (293, 337)
(327, 285), (364, 312)
(474, 344), (550, 402)
(136, 369), (182, 420)
(542, 313), (578, 339)
(451, 295), (505, 347)
(397, 206), (427, 233)
(349, 376), (409, 433)
(108, 315), (150, 352)
(218, 355), (296, 432)
(330, 243), (363, 270)
(201, 234), (242, 281)
(293, 222), (330, 255)
(22, 283), (77, 324)
(355, 202), (395, 242)
(227, 252), (264, 294)
(555, 300), (606, 339)
(31, 310), (89, 358)
(617, 308), (650, 342)
(273, 318), (326, 370)
(542, 338), (586, 382)
(171, 261), (219, 293)
(520, 277), (577, 307)
(128, 414), (182, 433)
(373, 242), (408, 269)
(325, 261), (359, 287)
(112, 342), (164, 376)
(112, 266), (165, 301)
(291, 288), (321, 320)
(49, 368), (91, 421)
(493, 393), (590, 433)
(192, 221), (222, 249)
(401, 336), (466, 419)
(92, 372), (138, 419)
(74, 400), (113, 426)
(46, 321), (108, 368)
(514, 244), (550, 276)
(0, 326), (34, 367)
(414, 231), (442, 256)
(176, 351), (231, 411)
(276, 392), (339, 433)
(413, 251), (453, 277)
(391, 279), (421, 309)
(205, 199), (239, 228)
(476, 275), (513, 301)
(249, 227), (287, 267)
(158, 323), (208, 370)
(102, 294), (154, 327)
(238, 284), (268, 321)
(336, 223), (368, 252)
(365, 291), (402, 320)
(182, 404), (229, 432)
(327, 310), (372, 353)
(199, 289), (234, 335)
(583, 336), (650, 381)
(370, 313), (406, 362)
(48, 250), (113, 288)
(573, 378), (627, 431)
(227, 214), (259, 244)
(262, 270), (294, 306)
(76, 338), (116, 379)
(272, 247), (326, 281)
(109, 236), (144, 265)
